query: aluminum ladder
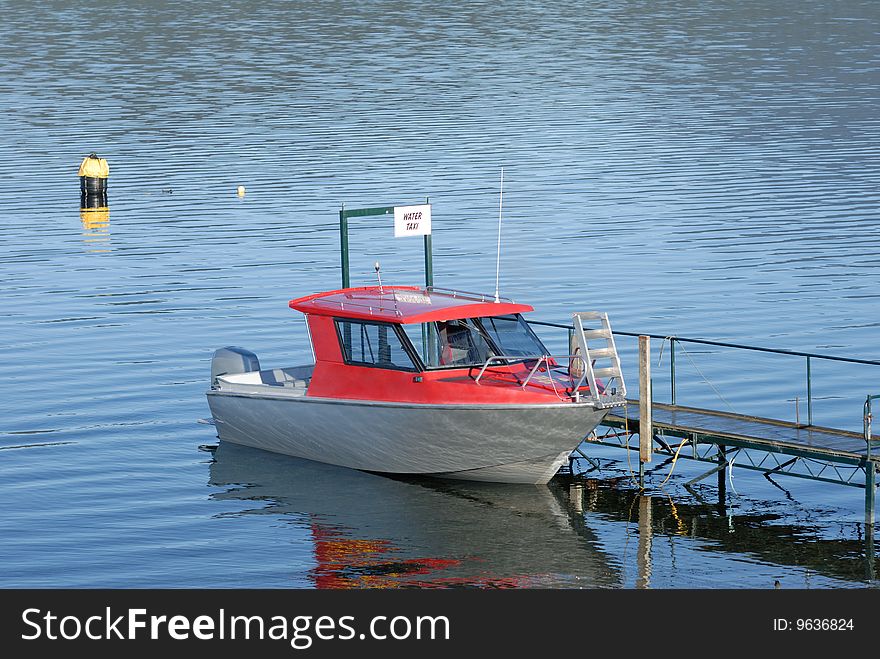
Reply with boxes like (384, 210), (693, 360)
(571, 311), (627, 407)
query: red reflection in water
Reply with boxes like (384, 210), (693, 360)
(310, 525), (532, 588)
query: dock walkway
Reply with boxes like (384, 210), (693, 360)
(604, 401), (879, 465)
(584, 400), (880, 526)
(529, 322), (880, 525)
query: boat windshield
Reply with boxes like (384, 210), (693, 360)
(478, 314), (547, 358)
(401, 314), (547, 369)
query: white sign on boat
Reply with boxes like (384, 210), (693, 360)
(393, 290), (432, 305)
(393, 204), (431, 237)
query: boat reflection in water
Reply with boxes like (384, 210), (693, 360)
(209, 443), (877, 588)
(208, 442), (621, 588)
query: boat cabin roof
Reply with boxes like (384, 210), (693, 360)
(289, 286), (533, 324)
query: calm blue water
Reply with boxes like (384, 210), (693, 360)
(1, 0), (878, 588)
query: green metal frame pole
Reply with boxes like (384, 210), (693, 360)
(339, 201), (430, 289)
(424, 235), (433, 288)
(670, 340), (676, 405)
(866, 395), (876, 462)
(423, 196), (433, 288)
(422, 199), (433, 359)
(340, 205), (350, 289)
(806, 356), (812, 426)
(866, 395), (878, 527)
(866, 395), (877, 574)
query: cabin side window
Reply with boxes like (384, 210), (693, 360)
(335, 319), (418, 371)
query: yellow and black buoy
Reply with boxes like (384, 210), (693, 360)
(78, 152), (109, 196)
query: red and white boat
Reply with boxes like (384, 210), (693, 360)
(206, 285), (626, 484)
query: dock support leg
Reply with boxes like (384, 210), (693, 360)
(718, 445), (727, 508)
(572, 445), (601, 471)
(639, 336), (652, 490)
(569, 483), (584, 513)
(684, 462), (725, 487)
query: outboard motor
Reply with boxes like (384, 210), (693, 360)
(211, 347), (260, 387)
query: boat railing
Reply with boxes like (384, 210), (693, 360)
(475, 354), (551, 385)
(474, 353), (587, 399)
(520, 355), (586, 391)
(305, 297), (404, 317)
(305, 286), (514, 316)
(425, 286), (515, 304)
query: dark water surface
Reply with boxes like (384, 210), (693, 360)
(1, 1), (878, 587)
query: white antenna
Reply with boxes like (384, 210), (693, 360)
(374, 261), (383, 294)
(494, 167), (504, 302)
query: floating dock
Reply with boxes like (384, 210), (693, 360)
(596, 401), (878, 506)
(528, 323), (880, 533)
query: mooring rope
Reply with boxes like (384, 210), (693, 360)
(728, 450), (739, 496)
(658, 438), (692, 487)
(675, 342), (737, 413)
(656, 337), (669, 368)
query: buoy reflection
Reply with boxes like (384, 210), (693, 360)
(80, 192), (110, 252)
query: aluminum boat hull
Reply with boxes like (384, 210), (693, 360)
(206, 390), (608, 484)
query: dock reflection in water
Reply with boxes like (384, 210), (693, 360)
(575, 480), (878, 588)
(209, 443), (877, 588)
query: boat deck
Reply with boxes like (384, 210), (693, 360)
(603, 401), (880, 464)
(214, 365), (313, 397)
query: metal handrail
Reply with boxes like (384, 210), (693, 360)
(529, 319), (880, 426)
(521, 356), (552, 390)
(866, 395), (880, 458)
(474, 354), (541, 385)
(528, 320), (880, 367)
(865, 394), (880, 522)
(303, 297), (403, 316)
(307, 286), (517, 317)
(473, 353), (584, 386)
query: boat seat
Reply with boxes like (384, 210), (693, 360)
(260, 369), (300, 388)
